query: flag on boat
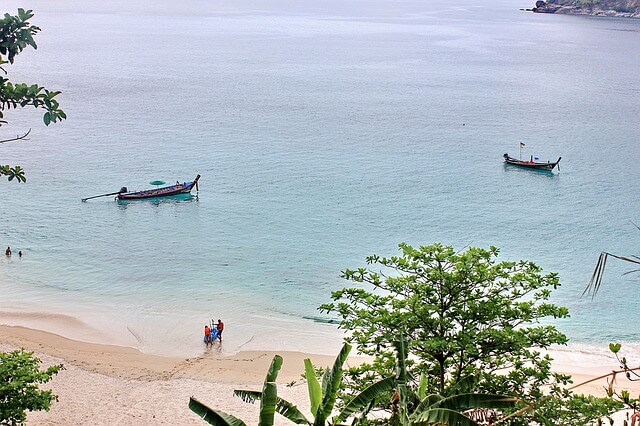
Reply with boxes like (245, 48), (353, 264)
(534, 156), (539, 160)
(520, 142), (526, 148)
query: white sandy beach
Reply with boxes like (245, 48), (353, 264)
(0, 325), (336, 425)
(1, 321), (640, 425)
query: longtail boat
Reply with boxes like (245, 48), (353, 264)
(117, 175), (201, 200)
(503, 154), (561, 171)
(81, 175), (201, 202)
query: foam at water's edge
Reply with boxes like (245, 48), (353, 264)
(1, 308), (636, 372)
(0, 307), (343, 358)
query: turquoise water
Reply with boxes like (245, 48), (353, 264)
(1, 0), (639, 356)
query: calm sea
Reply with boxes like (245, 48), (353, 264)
(1, 0), (639, 357)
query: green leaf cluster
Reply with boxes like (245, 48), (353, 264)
(189, 346), (353, 425)
(336, 336), (517, 426)
(0, 9), (65, 128)
(319, 243), (572, 423)
(530, 393), (623, 426)
(0, 9), (65, 183)
(0, 164), (25, 182)
(190, 339), (517, 426)
(0, 349), (63, 425)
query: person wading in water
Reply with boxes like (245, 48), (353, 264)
(216, 319), (224, 342)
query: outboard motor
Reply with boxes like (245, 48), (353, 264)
(119, 186), (128, 193)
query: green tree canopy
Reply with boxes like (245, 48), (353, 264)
(1, 8), (65, 182)
(320, 243), (572, 424)
(0, 349), (63, 425)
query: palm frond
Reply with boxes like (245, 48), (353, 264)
(622, 268), (640, 276)
(584, 252), (640, 298)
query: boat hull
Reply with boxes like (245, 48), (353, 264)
(117, 175), (200, 200)
(503, 155), (560, 171)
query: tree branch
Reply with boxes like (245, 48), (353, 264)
(0, 128), (30, 144)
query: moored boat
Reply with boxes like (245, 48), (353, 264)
(503, 154), (561, 171)
(117, 175), (201, 200)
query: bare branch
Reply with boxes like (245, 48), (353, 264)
(0, 128), (31, 144)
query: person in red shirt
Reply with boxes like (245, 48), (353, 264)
(204, 325), (212, 346)
(216, 319), (224, 342)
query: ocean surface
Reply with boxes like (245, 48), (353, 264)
(1, 0), (639, 358)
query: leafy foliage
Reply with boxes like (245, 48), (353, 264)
(0, 9), (65, 127)
(0, 164), (24, 182)
(0, 9), (65, 183)
(189, 397), (247, 426)
(320, 243), (571, 424)
(233, 344), (352, 426)
(0, 349), (63, 425)
(190, 337), (515, 426)
(190, 354), (310, 426)
(526, 393), (622, 426)
(337, 336), (517, 426)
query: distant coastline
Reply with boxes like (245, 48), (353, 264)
(526, 0), (640, 18)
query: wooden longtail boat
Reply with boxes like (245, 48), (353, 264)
(503, 154), (561, 171)
(117, 175), (200, 200)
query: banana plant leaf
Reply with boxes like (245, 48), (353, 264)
(233, 390), (310, 425)
(315, 343), (351, 425)
(431, 394), (518, 411)
(393, 336), (410, 425)
(189, 397), (247, 426)
(334, 376), (395, 423)
(259, 355), (283, 426)
(304, 358), (322, 416)
(411, 394), (445, 417)
(411, 408), (480, 426)
(417, 373), (428, 401)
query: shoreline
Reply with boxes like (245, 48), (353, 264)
(0, 325), (346, 384)
(0, 325), (341, 425)
(3, 325), (640, 424)
(0, 306), (344, 358)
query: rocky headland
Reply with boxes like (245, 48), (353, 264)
(528, 0), (640, 17)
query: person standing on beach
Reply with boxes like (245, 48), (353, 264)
(216, 319), (224, 342)
(5, 247), (11, 256)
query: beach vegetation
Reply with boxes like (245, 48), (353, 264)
(0, 8), (65, 182)
(0, 349), (63, 425)
(336, 336), (517, 425)
(190, 344), (352, 425)
(190, 338), (517, 425)
(491, 343), (640, 424)
(190, 354), (307, 426)
(320, 243), (574, 424)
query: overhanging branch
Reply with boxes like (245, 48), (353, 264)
(0, 128), (31, 144)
